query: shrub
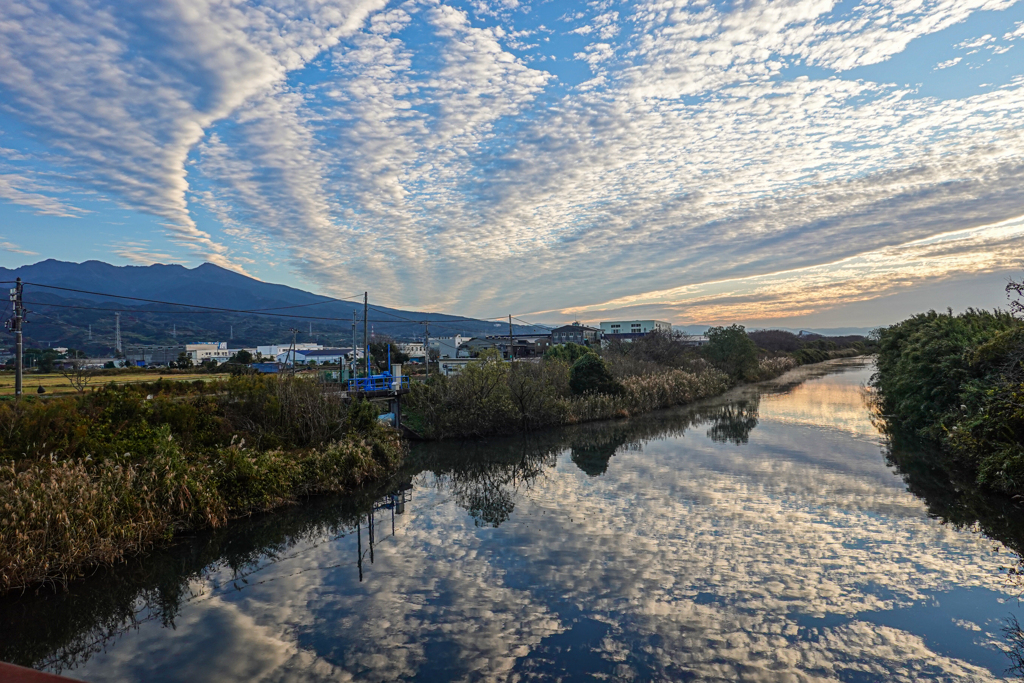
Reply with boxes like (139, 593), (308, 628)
(544, 343), (594, 364)
(569, 354), (621, 396)
(873, 308), (1024, 497)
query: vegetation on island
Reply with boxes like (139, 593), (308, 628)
(0, 375), (404, 593)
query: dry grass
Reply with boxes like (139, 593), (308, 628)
(0, 372), (228, 397)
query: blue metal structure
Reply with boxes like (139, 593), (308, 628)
(344, 343), (410, 393)
(345, 372), (410, 393)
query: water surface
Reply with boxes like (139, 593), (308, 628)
(3, 357), (1023, 681)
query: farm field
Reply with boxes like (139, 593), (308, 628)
(0, 371), (230, 397)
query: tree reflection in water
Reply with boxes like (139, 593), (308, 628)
(877, 420), (1024, 676)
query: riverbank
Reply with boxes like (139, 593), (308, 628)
(406, 349), (869, 440)
(0, 375), (404, 593)
(872, 308), (1024, 498)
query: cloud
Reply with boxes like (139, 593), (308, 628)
(111, 241), (176, 266)
(0, 238), (37, 255)
(0, 173), (85, 217)
(0, 0), (1022, 320)
(545, 214), (1024, 323)
(0, 0), (385, 271)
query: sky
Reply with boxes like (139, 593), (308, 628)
(1, 0), (1023, 330)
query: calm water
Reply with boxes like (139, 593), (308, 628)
(3, 357), (1023, 681)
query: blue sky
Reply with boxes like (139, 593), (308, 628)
(1, 0), (1023, 329)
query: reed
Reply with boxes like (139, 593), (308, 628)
(0, 378), (405, 593)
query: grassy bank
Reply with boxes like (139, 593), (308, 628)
(408, 327), (872, 440)
(872, 308), (1024, 497)
(0, 375), (404, 593)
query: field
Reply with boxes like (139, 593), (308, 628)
(0, 371), (230, 397)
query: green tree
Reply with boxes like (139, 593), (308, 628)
(544, 342), (594, 364)
(569, 353), (621, 395)
(175, 352), (194, 369)
(703, 324), (759, 380)
(231, 349), (254, 365)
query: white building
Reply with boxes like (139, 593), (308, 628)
(256, 343), (322, 358)
(599, 320), (672, 338)
(278, 348), (353, 365)
(429, 335), (470, 359)
(186, 342), (232, 363)
(437, 358), (476, 377)
(396, 342), (425, 361)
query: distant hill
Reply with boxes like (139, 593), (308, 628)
(1, 260), (540, 354)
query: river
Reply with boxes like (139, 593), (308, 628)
(2, 357), (1023, 681)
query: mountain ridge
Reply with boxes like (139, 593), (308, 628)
(1, 260), (536, 353)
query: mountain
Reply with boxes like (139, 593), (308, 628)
(1, 260), (540, 354)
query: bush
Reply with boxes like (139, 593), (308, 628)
(544, 343), (594, 364)
(873, 308), (1024, 497)
(569, 354), (621, 396)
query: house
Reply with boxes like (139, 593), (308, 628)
(599, 320), (672, 341)
(459, 337), (498, 357)
(551, 322), (602, 346)
(461, 335), (551, 359)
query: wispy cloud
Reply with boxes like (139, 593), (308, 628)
(0, 239), (38, 256)
(111, 241), (175, 266)
(547, 215), (1024, 323)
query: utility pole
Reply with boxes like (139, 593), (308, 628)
(6, 278), (24, 400)
(363, 292), (370, 377)
(508, 314), (514, 362)
(351, 311), (357, 379)
(230, 325), (233, 341)
(287, 328), (298, 374)
(114, 312), (122, 356)
(424, 321), (430, 376)
(89, 324), (92, 341)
